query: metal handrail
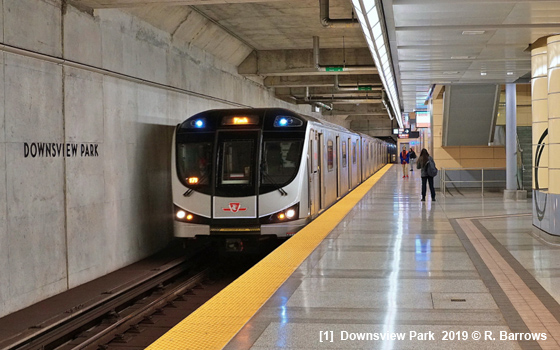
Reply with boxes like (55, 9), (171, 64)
(440, 167), (506, 197)
(516, 134), (524, 190)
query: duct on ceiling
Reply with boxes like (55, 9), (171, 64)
(313, 36), (376, 72)
(320, 0), (359, 28)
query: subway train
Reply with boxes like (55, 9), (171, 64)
(172, 108), (389, 251)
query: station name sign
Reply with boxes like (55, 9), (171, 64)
(24, 142), (100, 158)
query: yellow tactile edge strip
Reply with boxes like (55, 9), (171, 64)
(146, 164), (392, 350)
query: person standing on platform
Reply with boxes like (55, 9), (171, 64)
(417, 148), (436, 201)
(409, 147), (417, 172)
(400, 146), (409, 178)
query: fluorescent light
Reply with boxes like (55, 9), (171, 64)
(507, 72), (514, 75)
(372, 22), (383, 39)
(462, 30), (485, 35)
(480, 72), (487, 76)
(353, 0), (402, 128)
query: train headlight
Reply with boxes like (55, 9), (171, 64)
(261, 203), (300, 224)
(174, 205), (211, 224)
(273, 116), (303, 127)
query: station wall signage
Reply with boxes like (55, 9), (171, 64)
(24, 142), (100, 158)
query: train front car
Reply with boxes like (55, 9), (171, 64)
(172, 108), (309, 251)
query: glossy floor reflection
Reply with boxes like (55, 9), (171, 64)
(225, 165), (560, 350)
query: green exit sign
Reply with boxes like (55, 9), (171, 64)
(358, 86), (373, 91)
(326, 66), (344, 72)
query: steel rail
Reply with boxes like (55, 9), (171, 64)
(70, 269), (209, 350)
(1, 257), (195, 350)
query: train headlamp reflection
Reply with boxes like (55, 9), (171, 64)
(176, 210), (186, 219)
(286, 209), (296, 218)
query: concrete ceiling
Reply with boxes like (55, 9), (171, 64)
(71, 0), (393, 126)
(70, 0), (555, 128)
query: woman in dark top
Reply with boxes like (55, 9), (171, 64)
(417, 148), (436, 201)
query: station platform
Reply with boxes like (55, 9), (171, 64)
(148, 164), (560, 350)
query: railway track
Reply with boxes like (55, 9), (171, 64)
(1, 241), (279, 350)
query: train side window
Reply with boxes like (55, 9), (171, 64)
(327, 140), (334, 171)
(352, 142), (357, 164)
(342, 141), (347, 168)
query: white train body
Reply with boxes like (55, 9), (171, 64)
(172, 108), (389, 241)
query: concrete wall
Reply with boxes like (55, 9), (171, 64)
(349, 117), (392, 137)
(0, 0), (318, 317)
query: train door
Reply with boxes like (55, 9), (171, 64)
(348, 137), (352, 190)
(336, 136), (340, 198)
(318, 133), (324, 210)
(309, 130), (321, 217)
(212, 130), (259, 220)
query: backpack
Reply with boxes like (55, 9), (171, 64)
(426, 159), (438, 177)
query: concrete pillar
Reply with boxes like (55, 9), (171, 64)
(548, 36), (560, 196)
(532, 44), (548, 191)
(531, 40), (549, 230)
(547, 35), (560, 235)
(505, 84), (517, 192)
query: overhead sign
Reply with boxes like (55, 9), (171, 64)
(397, 128), (419, 139)
(416, 111), (431, 128)
(325, 66), (344, 72)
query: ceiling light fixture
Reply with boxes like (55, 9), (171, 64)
(351, 0), (403, 128)
(507, 72), (514, 75)
(481, 72), (487, 76)
(443, 71), (459, 75)
(462, 30), (485, 35)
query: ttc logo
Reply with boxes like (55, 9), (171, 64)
(223, 202), (247, 213)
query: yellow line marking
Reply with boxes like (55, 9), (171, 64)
(457, 218), (560, 348)
(147, 164), (393, 350)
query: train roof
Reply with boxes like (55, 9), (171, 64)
(184, 108), (390, 143)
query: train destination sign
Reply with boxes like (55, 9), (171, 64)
(24, 142), (100, 158)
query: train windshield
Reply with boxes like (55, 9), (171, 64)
(260, 140), (302, 193)
(220, 140), (254, 185)
(176, 139), (213, 194)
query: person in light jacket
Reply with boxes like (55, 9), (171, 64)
(417, 148), (436, 201)
(400, 146), (409, 178)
